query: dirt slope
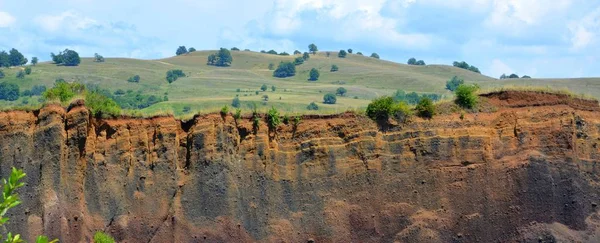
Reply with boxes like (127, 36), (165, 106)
(0, 91), (600, 242)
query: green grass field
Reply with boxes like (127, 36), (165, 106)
(0, 50), (598, 116)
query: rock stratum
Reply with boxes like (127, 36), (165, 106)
(1, 91), (600, 242)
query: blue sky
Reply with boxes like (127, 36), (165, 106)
(0, 0), (599, 78)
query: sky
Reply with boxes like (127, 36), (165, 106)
(0, 0), (599, 79)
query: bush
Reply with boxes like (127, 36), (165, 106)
(183, 106), (191, 113)
(25, 66), (32, 75)
(86, 91), (121, 117)
(508, 73), (519, 79)
(278, 52), (289, 56)
(127, 75), (141, 83)
(445, 76), (464, 91)
(330, 64), (339, 72)
(416, 97), (435, 118)
(233, 108), (242, 121)
(94, 53), (105, 62)
(393, 90), (441, 105)
(231, 97), (241, 108)
(393, 102), (413, 123)
(0, 70), (4, 79)
(266, 106), (281, 130)
(220, 105), (229, 117)
(207, 48), (233, 66)
(262, 95), (269, 101)
(43, 82), (85, 102)
(231, 47), (240, 51)
(366, 96), (395, 121)
(261, 84), (268, 92)
(271, 85), (276, 92)
(166, 69), (185, 83)
(188, 47), (196, 52)
(348, 48), (353, 54)
(323, 93), (336, 104)
(453, 61), (480, 73)
(338, 50), (347, 58)
(273, 62), (296, 78)
(0, 82), (19, 101)
(522, 75), (531, 78)
(407, 58), (417, 65)
(16, 70), (25, 79)
(309, 68), (320, 81)
(176, 46), (188, 55)
(294, 50), (301, 55)
(268, 63), (275, 70)
(30, 85), (46, 96)
(114, 89), (126, 95)
(294, 57), (304, 65)
(370, 53), (380, 59)
(454, 84), (479, 109)
(307, 102), (319, 110)
(356, 52), (363, 56)
(94, 231), (115, 243)
(267, 50), (278, 55)
(302, 52), (310, 60)
(336, 87), (347, 96)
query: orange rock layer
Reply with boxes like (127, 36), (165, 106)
(0, 91), (599, 242)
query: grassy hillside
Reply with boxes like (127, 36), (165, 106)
(0, 50), (596, 116)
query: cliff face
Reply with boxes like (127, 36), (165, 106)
(1, 91), (600, 242)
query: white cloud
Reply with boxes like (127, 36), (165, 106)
(489, 59), (514, 78)
(568, 7), (600, 50)
(34, 10), (98, 32)
(485, 0), (572, 32)
(0, 11), (15, 28)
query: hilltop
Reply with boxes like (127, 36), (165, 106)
(0, 50), (598, 116)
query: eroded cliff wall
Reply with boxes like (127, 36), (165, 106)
(1, 91), (600, 242)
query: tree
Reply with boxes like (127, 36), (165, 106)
(176, 46), (188, 55)
(273, 62), (296, 78)
(261, 84), (268, 91)
(338, 50), (347, 58)
(508, 73), (519, 79)
(127, 75), (140, 83)
(271, 85), (276, 92)
(260, 50), (266, 53)
(85, 91), (121, 117)
(348, 48), (353, 54)
(294, 57), (304, 65)
(453, 61), (480, 73)
(232, 96), (241, 108)
(279, 52), (290, 56)
(366, 96), (395, 121)
(468, 66), (481, 73)
(370, 53), (380, 59)
(309, 43), (318, 54)
(330, 64), (339, 72)
(408, 58), (417, 65)
(268, 63), (275, 70)
(166, 69), (185, 83)
(262, 95), (269, 101)
(522, 75), (531, 78)
(356, 52), (363, 56)
(500, 74), (507, 79)
(336, 87), (347, 96)
(416, 60), (425, 65)
(266, 106), (281, 132)
(31, 57), (38, 66)
(188, 47), (196, 52)
(302, 52), (310, 60)
(0, 51), (9, 67)
(231, 47), (240, 51)
(16, 70), (25, 79)
(25, 66), (32, 75)
(294, 50), (301, 55)
(307, 102), (319, 110)
(309, 68), (320, 81)
(267, 50), (278, 55)
(0, 82), (19, 101)
(207, 48), (233, 66)
(445, 76), (464, 91)
(323, 93), (336, 104)
(455, 84), (479, 109)
(8, 48), (27, 66)
(51, 49), (80, 66)
(416, 97), (435, 118)
(94, 53), (105, 62)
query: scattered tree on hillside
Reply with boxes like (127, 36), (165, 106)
(416, 97), (435, 119)
(393, 90), (441, 105)
(273, 62), (296, 78)
(261, 84), (268, 91)
(267, 50), (278, 55)
(0, 70), (4, 79)
(307, 102), (319, 110)
(455, 84), (479, 109)
(0, 51), (9, 67)
(309, 43), (318, 54)
(500, 74), (507, 79)
(0, 82), (19, 101)
(326, 52), (331, 57)
(207, 48), (233, 67)
(31, 57), (38, 66)
(508, 73), (519, 79)
(370, 53), (380, 59)
(323, 93), (336, 104)
(279, 52), (290, 56)
(262, 95), (269, 101)
(330, 64), (339, 72)
(302, 52), (310, 60)
(309, 68), (320, 81)
(51, 49), (81, 66)
(260, 50), (266, 53)
(127, 75), (140, 83)
(294, 57), (304, 65)
(232, 96), (241, 108)
(356, 52), (363, 56)
(166, 69), (185, 83)
(271, 85), (276, 92)
(336, 87), (347, 96)
(25, 66), (32, 75)
(189, 47), (196, 52)
(408, 58), (417, 65)
(176, 46), (188, 55)
(338, 50), (347, 58)
(348, 48), (353, 54)
(416, 60), (425, 65)
(453, 61), (481, 73)
(8, 48), (27, 66)
(294, 50), (301, 55)
(445, 76), (464, 91)
(94, 53), (105, 62)
(522, 75), (531, 78)
(231, 47), (240, 51)
(366, 96), (409, 122)
(16, 70), (25, 79)
(268, 63), (275, 70)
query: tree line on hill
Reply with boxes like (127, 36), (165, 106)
(500, 73), (531, 79)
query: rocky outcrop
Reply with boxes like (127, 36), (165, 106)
(0, 91), (600, 242)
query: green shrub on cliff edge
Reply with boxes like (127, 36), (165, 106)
(0, 167), (58, 243)
(85, 91), (122, 117)
(43, 81), (85, 102)
(94, 231), (115, 243)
